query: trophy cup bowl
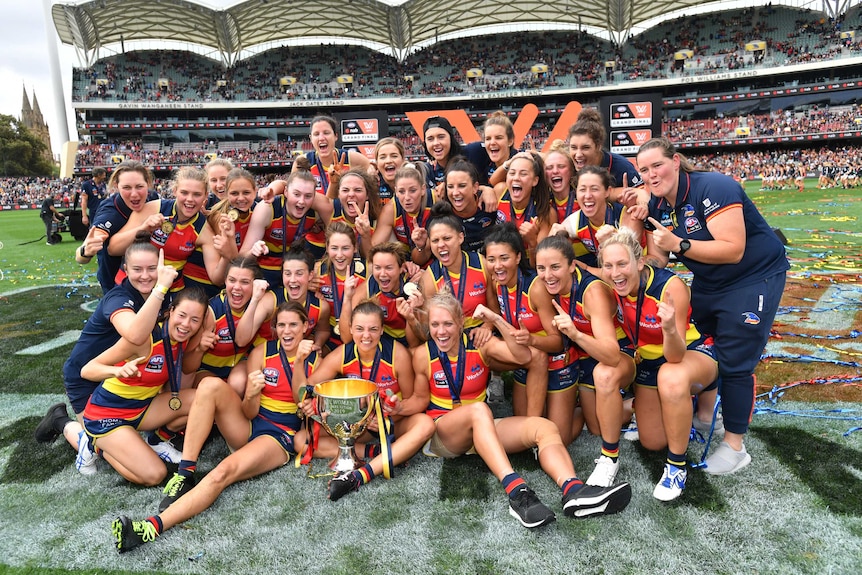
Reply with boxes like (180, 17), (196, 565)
(311, 378), (379, 473)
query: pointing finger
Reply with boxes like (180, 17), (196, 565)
(551, 299), (566, 315)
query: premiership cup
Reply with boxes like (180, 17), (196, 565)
(311, 378), (379, 473)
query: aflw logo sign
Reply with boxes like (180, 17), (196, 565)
(342, 118), (379, 142)
(610, 130), (652, 154)
(610, 102), (652, 127)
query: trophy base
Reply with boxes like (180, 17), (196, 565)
(329, 443), (362, 474)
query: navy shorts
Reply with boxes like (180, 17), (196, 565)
(514, 359), (578, 393)
(634, 335), (716, 388)
(65, 378), (99, 415)
(690, 270), (785, 377)
(250, 416), (298, 455)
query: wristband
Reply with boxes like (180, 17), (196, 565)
(154, 284), (169, 295)
(78, 245), (90, 259)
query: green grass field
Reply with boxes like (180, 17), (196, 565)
(0, 182), (860, 574)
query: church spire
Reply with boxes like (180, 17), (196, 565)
(22, 85), (31, 114)
(31, 89), (44, 122)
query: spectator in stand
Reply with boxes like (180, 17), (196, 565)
(80, 167), (107, 227)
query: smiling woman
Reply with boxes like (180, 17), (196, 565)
(105, 166), (231, 294)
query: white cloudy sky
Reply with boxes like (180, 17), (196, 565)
(0, 0), (829, 156)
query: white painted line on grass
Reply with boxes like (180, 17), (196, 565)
(16, 330), (81, 355)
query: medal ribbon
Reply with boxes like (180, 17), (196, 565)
(555, 272), (579, 355)
(280, 196), (307, 255)
(615, 277), (646, 357)
(440, 253), (467, 303)
(500, 270), (524, 327)
(397, 200), (426, 250)
(162, 319), (184, 401)
(436, 335), (466, 407)
(222, 294), (241, 365)
(509, 192), (537, 227)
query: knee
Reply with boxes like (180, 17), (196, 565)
(528, 349), (548, 370)
(198, 376), (229, 400)
(639, 433), (667, 452)
(657, 369), (690, 399)
(138, 465), (168, 487)
(468, 401), (494, 423)
(207, 459), (239, 489)
(592, 367), (619, 394)
(529, 416), (563, 451)
(406, 413), (436, 441)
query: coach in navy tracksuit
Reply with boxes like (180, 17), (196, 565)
(637, 137), (788, 475)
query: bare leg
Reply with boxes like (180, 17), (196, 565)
(158, 437), (288, 531)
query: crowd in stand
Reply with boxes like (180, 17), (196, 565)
(71, 6), (859, 104)
(72, 104), (862, 172)
(4, 142), (860, 209)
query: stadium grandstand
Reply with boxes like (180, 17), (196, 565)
(33, 0), (862, 184)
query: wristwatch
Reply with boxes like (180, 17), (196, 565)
(677, 239), (691, 255)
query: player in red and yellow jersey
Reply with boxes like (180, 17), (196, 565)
(600, 228), (718, 502)
(293, 300), (434, 502)
(413, 291), (631, 528)
(112, 301), (318, 552)
(81, 289), (211, 487)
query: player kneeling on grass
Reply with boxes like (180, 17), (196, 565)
(35, 238), (181, 472)
(598, 228), (719, 502)
(79, 288), (211, 486)
(113, 301), (316, 552)
(415, 293), (632, 529)
(293, 300), (435, 502)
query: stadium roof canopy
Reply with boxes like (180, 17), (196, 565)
(52, 0), (844, 66)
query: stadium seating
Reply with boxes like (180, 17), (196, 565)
(71, 7), (850, 104)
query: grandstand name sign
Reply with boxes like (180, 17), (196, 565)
(117, 100), (349, 110)
(470, 89), (544, 100)
(680, 70), (759, 84)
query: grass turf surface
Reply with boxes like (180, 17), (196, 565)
(0, 181), (860, 573)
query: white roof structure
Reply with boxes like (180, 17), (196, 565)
(51, 0), (846, 65)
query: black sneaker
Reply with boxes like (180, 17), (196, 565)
(34, 403), (70, 442)
(562, 482), (632, 518)
(328, 472), (361, 502)
(112, 516), (157, 553)
(508, 487), (556, 529)
(159, 473), (195, 512)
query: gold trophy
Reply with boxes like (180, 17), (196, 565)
(311, 378), (379, 474)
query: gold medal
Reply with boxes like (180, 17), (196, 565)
(161, 220), (175, 234)
(354, 261), (365, 274)
(333, 322), (340, 336)
(228, 208), (240, 221)
(169, 395), (182, 411)
(452, 399), (461, 409)
(634, 349), (642, 364)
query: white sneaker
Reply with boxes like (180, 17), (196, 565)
(586, 455), (620, 487)
(704, 441), (751, 475)
(623, 415), (639, 441)
(693, 413), (724, 436)
(75, 431), (98, 475)
(149, 440), (182, 464)
(653, 464), (687, 502)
